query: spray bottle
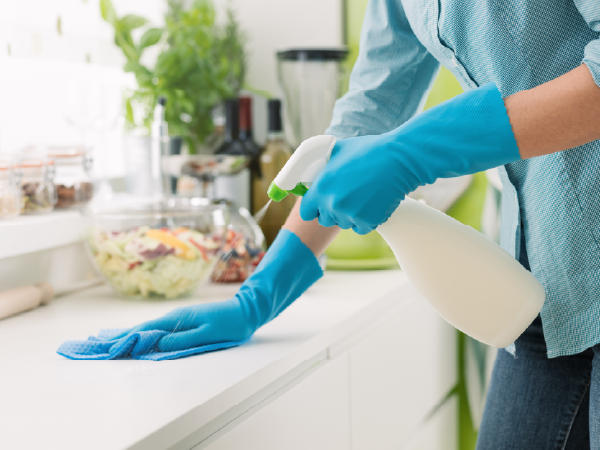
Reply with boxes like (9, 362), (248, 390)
(267, 135), (545, 348)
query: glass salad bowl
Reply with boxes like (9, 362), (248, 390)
(86, 197), (229, 300)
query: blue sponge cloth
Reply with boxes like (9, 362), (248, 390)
(57, 329), (249, 361)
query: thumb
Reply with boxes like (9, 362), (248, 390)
(299, 191), (320, 222)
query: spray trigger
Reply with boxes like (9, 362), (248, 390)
(268, 182), (309, 202)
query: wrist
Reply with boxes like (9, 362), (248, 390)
(235, 229), (324, 328)
(283, 197), (341, 257)
(395, 82), (521, 180)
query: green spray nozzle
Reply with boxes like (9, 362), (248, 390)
(267, 181), (309, 202)
(267, 135), (337, 202)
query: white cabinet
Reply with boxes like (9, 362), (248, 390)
(199, 300), (457, 450)
(404, 396), (457, 450)
(204, 354), (351, 450)
(349, 300), (457, 450)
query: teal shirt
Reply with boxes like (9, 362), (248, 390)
(327, 0), (600, 357)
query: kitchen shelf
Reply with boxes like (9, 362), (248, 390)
(0, 211), (89, 260)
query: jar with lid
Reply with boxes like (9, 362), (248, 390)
(0, 155), (22, 220)
(48, 147), (94, 209)
(19, 153), (56, 215)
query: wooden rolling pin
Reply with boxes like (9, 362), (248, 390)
(0, 283), (55, 320)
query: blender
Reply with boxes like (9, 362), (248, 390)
(276, 48), (396, 269)
(276, 48), (348, 148)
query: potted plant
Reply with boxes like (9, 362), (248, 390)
(100, 0), (246, 153)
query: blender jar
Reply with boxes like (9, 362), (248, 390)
(49, 147), (94, 209)
(0, 155), (22, 220)
(19, 153), (56, 215)
(276, 48), (348, 148)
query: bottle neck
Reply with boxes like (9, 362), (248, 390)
(224, 123), (239, 142)
(266, 130), (285, 141)
(224, 99), (240, 142)
(239, 128), (254, 141)
(267, 99), (284, 142)
(239, 97), (252, 140)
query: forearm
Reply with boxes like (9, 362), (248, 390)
(505, 64), (600, 159)
(282, 198), (340, 257)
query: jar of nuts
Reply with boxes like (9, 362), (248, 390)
(19, 152), (56, 215)
(48, 147), (94, 210)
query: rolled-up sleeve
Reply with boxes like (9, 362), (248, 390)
(574, 1), (600, 86)
(326, 0), (439, 139)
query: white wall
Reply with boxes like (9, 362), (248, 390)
(0, 0), (166, 177)
(0, 0), (343, 175)
(215, 0), (344, 97)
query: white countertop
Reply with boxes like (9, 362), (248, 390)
(0, 270), (416, 450)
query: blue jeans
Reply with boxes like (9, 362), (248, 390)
(476, 315), (600, 449)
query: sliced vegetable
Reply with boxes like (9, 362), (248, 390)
(145, 229), (191, 253)
(89, 225), (220, 299)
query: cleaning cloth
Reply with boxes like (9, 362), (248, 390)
(57, 328), (249, 361)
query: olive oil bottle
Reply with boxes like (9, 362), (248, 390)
(253, 100), (296, 246)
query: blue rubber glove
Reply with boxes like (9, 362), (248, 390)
(300, 82), (521, 234)
(109, 229), (322, 354)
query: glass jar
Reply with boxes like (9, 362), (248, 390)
(19, 153), (56, 215)
(211, 200), (266, 283)
(0, 155), (22, 220)
(48, 147), (94, 209)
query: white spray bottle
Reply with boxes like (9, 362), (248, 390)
(267, 135), (545, 348)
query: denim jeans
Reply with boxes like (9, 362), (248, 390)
(476, 315), (600, 449)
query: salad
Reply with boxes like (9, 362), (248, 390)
(89, 226), (221, 299)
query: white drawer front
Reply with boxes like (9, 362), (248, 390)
(204, 354), (350, 450)
(350, 300), (457, 450)
(404, 396), (457, 450)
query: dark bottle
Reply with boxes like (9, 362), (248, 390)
(239, 96), (261, 158)
(216, 99), (247, 156)
(239, 96), (262, 213)
(215, 99), (252, 210)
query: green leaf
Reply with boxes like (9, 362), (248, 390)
(115, 32), (139, 61)
(139, 28), (163, 50)
(120, 14), (148, 31)
(125, 98), (134, 125)
(100, 0), (117, 24)
(114, 0), (247, 143)
(123, 61), (139, 73)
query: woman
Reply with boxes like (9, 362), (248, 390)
(116, 0), (600, 447)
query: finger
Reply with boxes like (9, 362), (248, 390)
(122, 314), (188, 337)
(108, 321), (163, 353)
(101, 327), (134, 341)
(333, 214), (354, 230)
(317, 213), (337, 228)
(106, 315), (189, 353)
(328, 141), (343, 159)
(352, 224), (374, 235)
(157, 325), (213, 352)
(299, 192), (319, 222)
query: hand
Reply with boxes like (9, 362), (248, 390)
(110, 229), (323, 354)
(300, 82), (521, 234)
(110, 300), (253, 352)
